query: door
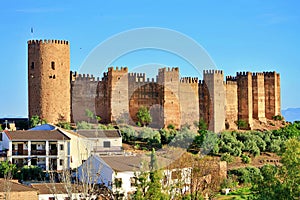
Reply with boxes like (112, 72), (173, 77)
(17, 144), (23, 155)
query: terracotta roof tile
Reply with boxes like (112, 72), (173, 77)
(77, 130), (121, 138)
(0, 179), (38, 192)
(6, 129), (70, 141)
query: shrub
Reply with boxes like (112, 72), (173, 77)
(272, 115), (283, 121)
(167, 124), (175, 130)
(235, 120), (248, 130)
(76, 121), (93, 129)
(241, 154), (251, 164)
(221, 153), (234, 163)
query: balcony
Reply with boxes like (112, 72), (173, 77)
(49, 149), (58, 155)
(12, 150), (28, 156)
(31, 150), (46, 155)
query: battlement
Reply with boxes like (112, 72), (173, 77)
(203, 70), (223, 75)
(28, 39), (69, 45)
(128, 72), (146, 78)
(226, 76), (237, 81)
(252, 72), (264, 77)
(263, 71), (277, 76)
(108, 66), (128, 72)
(236, 71), (251, 76)
(158, 67), (179, 72)
(180, 77), (198, 84)
(75, 73), (100, 82)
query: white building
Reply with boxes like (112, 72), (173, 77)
(2, 129), (70, 171)
(77, 129), (123, 155)
(77, 154), (192, 199)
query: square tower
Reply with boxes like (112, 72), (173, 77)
(237, 72), (253, 129)
(203, 70), (226, 133)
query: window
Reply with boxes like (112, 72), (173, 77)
(114, 178), (122, 188)
(130, 177), (137, 187)
(59, 159), (63, 166)
(51, 61), (55, 70)
(49, 197), (55, 200)
(31, 62), (34, 70)
(60, 144), (64, 151)
(103, 141), (111, 148)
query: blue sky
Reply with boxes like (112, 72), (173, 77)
(0, 0), (299, 117)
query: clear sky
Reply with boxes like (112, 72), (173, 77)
(0, 0), (299, 118)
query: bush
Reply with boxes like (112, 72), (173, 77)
(138, 127), (161, 144)
(235, 120), (248, 130)
(229, 167), (260, 185)
(76, 121), (93, 129)
(221, 153), (234, 163)
(241, 154), (251, 164)
(272, 115), (283, 121)
(57, 121), (72, 130)
(120, 126), (137, 142)
(167, 124), (175, 130)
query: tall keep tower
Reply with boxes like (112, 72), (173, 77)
(203, 70), (226, 133)
(28, 39), (71, 123)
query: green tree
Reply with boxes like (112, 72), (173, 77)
(136, 106), (152, 127)
(0, 161), (17, 178)
(85, 108), (95, 122)
(145, 149), (166, 200)
(280, 138), (300, 197)
(252, 139), (300, 199)
(30, 115), (47, 128)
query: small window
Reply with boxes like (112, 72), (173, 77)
(60, 144), (64, 151)
(130, 177), (137, 187)
(114, 178), (122, 188)
(31, 62), (34, 70)
(59, 159), (63, 166)
(51, 61), (55, 70)
(49, 197), (55, 200)
(103, 141), (111, 148)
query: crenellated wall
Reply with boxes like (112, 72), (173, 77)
(179, 77), (199, 128)
(28, 39), (70, 123)
(28, 40), (281, 131)
(71, 73), (99, 123)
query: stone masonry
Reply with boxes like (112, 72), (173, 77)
(28, 40), (281, 133)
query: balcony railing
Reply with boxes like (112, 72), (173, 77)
(12, 150), (28, 156)
(49, 149), (58, 155)
(31, 150), (46, 155)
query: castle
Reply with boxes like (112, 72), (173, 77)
(28, 40), (281, 133)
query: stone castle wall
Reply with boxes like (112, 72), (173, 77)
(71, 72), (99, 123)
(203, 70), (226, 133)
(179, 77), (199, 127)
(225, 77), (238, 129)
(237, 72), (253, 129)
(264, 72), (281, 119)
(28, 40), (70, 123)
(252, 73), (266, 122)
(28, 40), (281, 132)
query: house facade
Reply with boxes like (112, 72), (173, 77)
(2, 129), (71, 171)
(77, 129), (123, 155)
(77, 154), (192, 199)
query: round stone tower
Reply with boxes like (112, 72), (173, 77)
(28, 39), (70, 124)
